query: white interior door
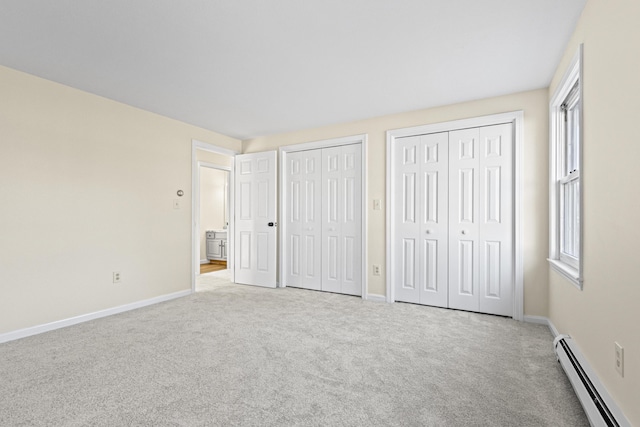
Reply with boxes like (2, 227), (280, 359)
(234, 151), (277, 288)
(322, 144), (362, 296)
(286, 149), (322, 290)
(393, 133), (448, 307)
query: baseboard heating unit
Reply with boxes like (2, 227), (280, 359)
(553, 335), (630, 427)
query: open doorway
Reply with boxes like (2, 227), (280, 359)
(199, 166), (229, 275)
(192, 141), (238, 292)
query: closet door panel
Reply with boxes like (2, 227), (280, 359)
(419, 133), (448, 307)
(393, 136), (422, 303)
(322, 148), (342, 294)
(286, 150), (322, 290)
(448, 128), (481, 312)
(321, 144), (362, 296)
(288, 155), (303, 286)
(340, 144), (362, 296)
(478, 124), (513, 316)
(394, 133), (448, 306)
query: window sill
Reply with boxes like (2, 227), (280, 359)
(548, 258), (582, 290)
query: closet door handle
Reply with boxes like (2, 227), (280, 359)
(425, 229), (432, 234)
(461, 230), (467, 235)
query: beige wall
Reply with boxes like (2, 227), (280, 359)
(199, 167), (228, 261)
(0, 65), (241, 335)
(243, 89), (550, 315)
(548, 0), (640, 424)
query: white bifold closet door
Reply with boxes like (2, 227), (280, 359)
(393, 132), (449, 307)
(286, 144), (362, 296)
(394, 123), (513, 316)
(449, 125), (513, 315)
(322, 144), (362, 296)
(287, 149), (322, 290)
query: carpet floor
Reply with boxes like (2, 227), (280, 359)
(0, 272), (588, 426)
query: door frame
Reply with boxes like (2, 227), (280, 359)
(386, 112), (524, 321)
(191, 139), (239, 292)
(279, 134), (368, 298)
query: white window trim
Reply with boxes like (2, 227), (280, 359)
(549, 44), (583, 289)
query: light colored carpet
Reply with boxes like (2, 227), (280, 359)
(0, 273), (587, 426)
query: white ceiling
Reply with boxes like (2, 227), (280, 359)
(0, 0), (586, 140)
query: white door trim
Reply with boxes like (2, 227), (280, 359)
(192, 139), (238, 157)
(386, 112), (524, 321)
(191, 140), (239, 292)
(279, 134), (368, 299)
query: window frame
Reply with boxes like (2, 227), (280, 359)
(549, 44), (584, 289)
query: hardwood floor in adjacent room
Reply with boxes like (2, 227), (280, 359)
(200, 261), (227, 274)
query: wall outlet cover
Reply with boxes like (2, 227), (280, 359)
(615, 342), (624, 377)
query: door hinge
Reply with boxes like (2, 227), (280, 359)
(561, 103), (568, 122)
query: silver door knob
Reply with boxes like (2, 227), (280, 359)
(425, 229), (431, 234)
(461, 230), (466, 235)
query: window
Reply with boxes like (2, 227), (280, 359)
(549, 45), (583, 288)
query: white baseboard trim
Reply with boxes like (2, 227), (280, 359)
(365, 293), (387, 302)
(523, 315), (549, 325)
(200, 259), (210, 264)
(523, 315), (560, 338)
(0, 289), (192, 344)
(547, 319), (560, 338)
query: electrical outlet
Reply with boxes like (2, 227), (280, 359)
(373, 265), (381, 276)
(113, 271), (121, 284)
(615, 342), (624, 377)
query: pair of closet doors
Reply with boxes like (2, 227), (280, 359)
(393, 123), (513, 316)
(286, 143), (362, 296)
